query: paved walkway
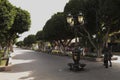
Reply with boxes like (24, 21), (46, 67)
(0, 48), (120, 80)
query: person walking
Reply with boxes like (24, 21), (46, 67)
(102, 45), (112, 68)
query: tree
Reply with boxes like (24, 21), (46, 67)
(11, 7), (31, 34)
(43, 12), (74, 47)
(64, 0), (120, 57)
(0, 7), (31, 53)
(0, 0), (15, 30)
(0, 0), (31, 50)
(23, 35), (36, 48)
(64, 0), (99, 54)
(35, 30), (45, 51)
(0, 0), (16, 49)
(0, 0), (16, 54)
(16, 41), (24, 48)
(0, 0), (31, 65)
(36, 30), (44, 41)
(7, 7), (31, 52)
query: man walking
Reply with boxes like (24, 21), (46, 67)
(102, 45), (112, 68)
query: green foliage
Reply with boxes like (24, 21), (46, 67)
(16, 41), (24, 47)
(64, 0), (86, 15)
(23, 34), (36, 47)
(36, 30), (44, 41)
(6, 7), (31, 45)
(64, 0), (120, 45)
(0, 0), (16, 30)
(0, 50), (4, 58)
(64, 0), (120, 57)
(0, 0), (31, 54)
(64, 0), (97, 34)
(43, 12), (74, 41)
(11, 7), (31, 34)
(0, 60), (7, 66)
(0, 49), (6, 66)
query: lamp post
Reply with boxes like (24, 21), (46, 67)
(67, 12), (84, 44)
(67, 12), (86, 71)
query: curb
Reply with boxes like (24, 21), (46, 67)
(82, 57), (118, 62)
(0, 65), (11, 72)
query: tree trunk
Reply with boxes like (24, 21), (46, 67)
(5, 57), (9, 66)
(97, 46), (103, 57)
(59, 39), (72, 54)
(3, 47), (8, 57)
(82, 26), (97, 51)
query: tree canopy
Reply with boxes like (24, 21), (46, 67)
(64, 0), (120, 56)
(0, 0), (31, 54)
(43, 12), (74, 41)
(0, 0), (15, 30)
(23, 34), (36, 47)
(11, 7), (31, 34)
(36, 30), (44, 41)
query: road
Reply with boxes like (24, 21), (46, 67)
(0, 48), (120, 80)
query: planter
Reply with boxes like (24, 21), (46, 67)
(96, 58), (103, 62)
(111, 57), (118, 60)
(0, 65), (11, 72)
(0, 57), (12, 72)
(83, 57), (96, 61)
(83, 56), (118, 62)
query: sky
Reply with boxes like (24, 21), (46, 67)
(9, 0), (69, 41)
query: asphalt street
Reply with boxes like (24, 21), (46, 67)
(0, 48), (120, 80)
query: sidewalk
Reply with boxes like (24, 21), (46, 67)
(112, 55), (120, 63)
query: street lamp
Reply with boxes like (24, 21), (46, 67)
(67, 12), (86, 71)
(67, 12), (84, 26)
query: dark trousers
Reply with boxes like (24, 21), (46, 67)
(104, 58), (112, 67)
